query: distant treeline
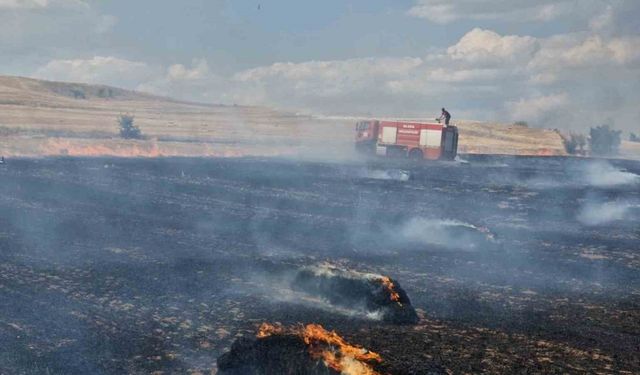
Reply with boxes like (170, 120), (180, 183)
(562, 124), (626, 156)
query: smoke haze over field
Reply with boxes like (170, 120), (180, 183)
(1, 1), (639, 131)
(394, 218), (495, 250)
(520, 160), (640, 189)
(583, 161), (640, 187)
(3, 1), (640, 372)
(578, 200), (640, 226)
(1, 156), (640, 373)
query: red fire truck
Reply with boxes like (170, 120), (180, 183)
(355, 120), (458, 160)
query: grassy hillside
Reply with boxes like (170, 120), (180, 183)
(455, 121), (565, 156)
(0, 76), (331, 142)
(0, 75), (577, 158)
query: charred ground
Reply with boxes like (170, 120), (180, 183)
(0, 156), (639, 374)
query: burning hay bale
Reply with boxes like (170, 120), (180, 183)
(217, 323), (383, 375)
(292, 264), (419, 324)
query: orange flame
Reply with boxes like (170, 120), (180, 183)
(257, 323), (382, 375)
(257, 322), (285, 338)
(379, 276), (402, 306)
(535, 148), (557, 156)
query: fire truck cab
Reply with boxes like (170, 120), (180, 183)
(355, 120), (458, 161)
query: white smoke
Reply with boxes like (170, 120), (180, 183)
(577, 201), (640, 226)
(247, 263), (392, 321)
(274, 287), (384, 321)
(396, 218), (495, 250)
(524, 161), (640, 189)
(303, 263), (396, 285)
(583, 162), (640, 187)
(358, 169), (410, 181)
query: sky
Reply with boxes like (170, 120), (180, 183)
(2, 0), (639, 131)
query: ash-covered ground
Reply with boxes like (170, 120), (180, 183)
(0, 155), (639, 374)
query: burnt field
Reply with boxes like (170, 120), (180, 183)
(0, 155), (639, 374)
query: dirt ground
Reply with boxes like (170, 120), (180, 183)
(0, 156), (638, 374)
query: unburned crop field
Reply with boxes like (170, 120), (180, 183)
(0, 156), (639, 374)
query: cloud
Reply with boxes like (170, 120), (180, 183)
(234, 57), (423, 98)
(589, 4), (614, 32)
(167, 59), (210, 81)
(95, 14), (117, 34)
(0, 0), (86, 10)
(235, 58), (423, 84)
(531, 34), (640, 70)
(29, 17), (640, 132)
(446, 28), (539, 66)
(221, 26), (640, 128)
(505, 93), (569, 123)
(407, 0), (600, 25)
(137, 59), (232, 104)
(34, 56), (159, 88)
(228, 57), (431, 113)
(0, 0), (48, 8)
(32, 56), (231, 105)
(0, 0), (115, 56)
(586, 1), (640, 37)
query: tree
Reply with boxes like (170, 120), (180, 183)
(98, 87), (114, 98)
(70, 89), (86, 99)
(576, 134), (587, 154)
(118, 114), (142, 139)
(562, 135), (578, 154)
(589, 124), (621, 156)
(562, 133), (587, 155)
(630, 132), (640, 143)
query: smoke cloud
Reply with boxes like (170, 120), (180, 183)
(3, 154), (640, 373)
(577, 200), (640, 226)
(523, 160), (640, 189)
(583, 161), (640, 187)
(357, 168), (411, 182)
(392, 218), (496, 250)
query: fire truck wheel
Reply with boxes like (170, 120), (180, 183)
(409, 149), (423, 160)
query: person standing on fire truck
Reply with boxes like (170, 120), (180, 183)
(439, 108), (451, 126)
